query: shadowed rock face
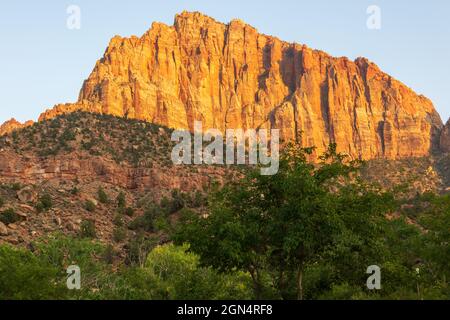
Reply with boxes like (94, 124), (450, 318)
(441, 120), (450, 153)
(14, 11), (445, 159)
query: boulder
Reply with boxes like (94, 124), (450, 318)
(17, 186), (37, 203)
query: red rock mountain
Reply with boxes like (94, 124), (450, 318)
(6, 12), (448, 159)
(0, 119), (33, 136)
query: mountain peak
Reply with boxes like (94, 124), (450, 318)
(2, 12), (445, 160)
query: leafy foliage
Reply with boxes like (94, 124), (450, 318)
(0, 208), (21, 225)
(0, 140), (448, 300)
(80, 220), (97, 239)
(0, 245), (66, 299)
(173, 144), (447, 300)
(97, 187), (109, 204)
(84, 200), (96, 212)
(36, 193), (53, 212)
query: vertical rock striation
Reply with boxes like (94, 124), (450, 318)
(25, 12), (444, 159)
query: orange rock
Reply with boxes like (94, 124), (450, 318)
(0, 119), (33, 136)
(8, 12), (447, 159)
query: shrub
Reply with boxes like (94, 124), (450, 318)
(35, 202), (45, 213)
(160, 190), (185, 215)
(123, 207), (135, 217)
(190, 191), (205, 208)
(85, 200), (96, 212)
(80, 220), (96, 238)
(0, 208), (21, 225)
(103, 245), (115, 265)
(9, 183), (22, 191)
(36, 194), (52, 212)
(113, 214), (123, 227)
(169, 190), (185, 213)
(116, 192), (126, 208)
(125, 234), (158, 266)
(0, 196), (4, 208)
(70, 187), (79, 195)
(60, 128), (76, 141)
(113, 227), (127, 243)
(128, 205), (162, 232)
(159, 197), (171, 212)
(97, 187), (109, 204)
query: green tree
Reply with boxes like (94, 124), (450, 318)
(415, 194), (450, 298)
(145, 244), (252, 300)
(174, 144), (395, 299)
(97, 187), (109, 204)
(0, 245), (66, 299)
(116, 191), (126, 209)
(80, 220), (97, 238)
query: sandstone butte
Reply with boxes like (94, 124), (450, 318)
(3, 11), (449, 159)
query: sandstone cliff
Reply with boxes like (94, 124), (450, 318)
(17, 12), (446, 159)
(0, 119), (33, 136)
(441, 119), (450, 153)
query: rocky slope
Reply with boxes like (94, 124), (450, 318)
(10, 11), (440, 160)
(0, 112), (230, 191)
(0, 112), (231, 248)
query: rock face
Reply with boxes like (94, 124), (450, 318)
(0, 222), (8, 236)
(0, 150), (224, 193)
(440, 119), (450, 153)
(0, 119), (33, 136)
(24, 12), (446, 159)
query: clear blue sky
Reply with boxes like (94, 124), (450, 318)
(0, 0), (449, 124)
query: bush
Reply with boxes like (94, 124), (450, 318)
(113, 227), (127, 243)
(113, 214), (123, 227)
(0, 196), (4, 208)
(103, 244), (115, 264)
(117, 192), (126, 208)
(128, 205), (163, 232)
(9, 183), (22, 191)
(0, 208), (21, 225)
(35, 202), (45, 213)
(125, 234), (158, 266)
(98, 187), (109, 204)
(170, 190), (185, 212)
(85, 200), (96, 212)
(124, 207), (135, 217)
(190, 191), (206, 208)
(36, 194), (52, 212)
(160, 190), (185, 215)
(80, 220), (96, 238)
(70, 186), (79, 195)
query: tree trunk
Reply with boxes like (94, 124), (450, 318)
(297, 264), (304, 300)
(249, 267), (262, 299)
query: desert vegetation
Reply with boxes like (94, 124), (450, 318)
(0, 142), (448, 300)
